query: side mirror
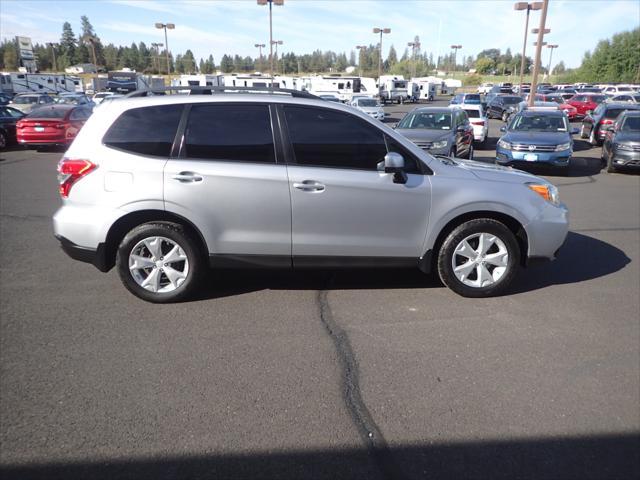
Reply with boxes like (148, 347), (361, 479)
(500, 126), (507, 133)
(456, 125), (465, 133)
(384, 152), (407, 184)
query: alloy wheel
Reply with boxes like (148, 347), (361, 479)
(451, 232), (509, 288)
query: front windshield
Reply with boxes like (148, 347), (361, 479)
(621, 116), (640, 131)
(547, 96), (564, 104)
(13, 97), (38, 104)
(510, 114), (568, 132)
(397, 112), (452, 130)
(357, 98), (378, 107)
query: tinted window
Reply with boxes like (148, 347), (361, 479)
(397, 111), (452, 130)
(26, 107), (68, 119)
(70, 108), (91, 121)
(185, 104), (275, 163)
(464, 109), (481, 118)
(621, 116), (640, 131)
(285, 106), (388, 170)
(604, 108), (626, 119)
(103, 104), (183, 157)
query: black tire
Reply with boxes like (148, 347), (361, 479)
(116, 222), (204, 303)
(606, 156), (617, 173)
(467, 144), (474, 160)
(0, 131), (6, 150)
(449, 147), (457, 158)
(437, 219), (521, 298)
(579, 124), (588, 139)
(589, 128), (600, 146)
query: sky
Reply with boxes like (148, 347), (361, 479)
(1, 0), (638, 69)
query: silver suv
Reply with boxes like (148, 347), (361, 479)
(53, 88), (569, 302)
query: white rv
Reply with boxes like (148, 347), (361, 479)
(224, 74), (279, 89)
(378, 75), (409, 104)
(441, 78), (462, 95)
(411, 77), (438, 101)
(171, 74), (224, 88)
(0, 73), (81, 95)
(303, 75), (364, 102)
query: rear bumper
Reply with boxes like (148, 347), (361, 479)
(55, 235), (110, 272)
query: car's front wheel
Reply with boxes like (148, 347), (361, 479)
(437, 219), (520, 298)
(116, 222), (204, 303)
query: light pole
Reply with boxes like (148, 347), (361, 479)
(47, 42), (57, 72)
(450, 44), (462, 75)
(254, 43), (265, 72)
(151, 42), (163, 73)
(514, 2), (543, 93)
(546, 44), (558, 79)
(155, 22), (175, 74)
(356, 45), (366, 76)
(81, 34), (99, 69)
(407, 38), (421, 79)
(257, 0), (284, 83)
(271, 40), (283, 74)
(529, 0), (549, 106)
(372, 27), (391, 83)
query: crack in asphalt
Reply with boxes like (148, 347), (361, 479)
(317, 282), (405, 480)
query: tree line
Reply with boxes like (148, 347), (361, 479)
(0, 17), (637, 83)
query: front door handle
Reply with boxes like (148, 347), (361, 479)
(293, 180), (325, 192)
(172, 172), (203, 183)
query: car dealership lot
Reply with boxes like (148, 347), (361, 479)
(1, 99), (639, 479)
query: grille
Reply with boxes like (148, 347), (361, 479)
(414, 142), (433, 149)
(512, 143), (557, 152)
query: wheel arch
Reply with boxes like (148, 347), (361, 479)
(425, 210), (528, 273)
(103, 209), (209, 271)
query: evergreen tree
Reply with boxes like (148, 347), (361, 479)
(59, 22), (77, 69)
(387, 45), (398, 66)
(220, 54), (233, 73)
(3, 45), (17, 70)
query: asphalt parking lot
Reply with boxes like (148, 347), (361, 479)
(1, 97), (639, 480)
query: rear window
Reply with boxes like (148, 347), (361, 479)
(604, 108), (626, 119)
(103, 105), (183, 157)
(464, 109), (481, 118)
(26, 107), (67, 119)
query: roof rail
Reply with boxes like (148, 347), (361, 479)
(124, 85), (320, 99)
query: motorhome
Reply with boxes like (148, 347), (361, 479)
(171, 74), (224, 88)
(224, 74), (279, 89)
(0, 73), (81, 95)
(107, 71), (164, 93)
(441, 78), (462, 95)
(378, 75), (409, 104)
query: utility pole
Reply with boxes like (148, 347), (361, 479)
(47, 43), (57, 72)
(155, 23), (175, 74)
(529, 0), (549, 106)
(373, 27), (391, 84)
(546, 44), (558, 79)
(514, 2), (543, 93)
(408, 36), (421, 79)
(356, 45), (366, 77)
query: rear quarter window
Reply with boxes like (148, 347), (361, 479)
(103, 104), (183, 157)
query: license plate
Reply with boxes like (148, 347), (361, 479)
(34, 126), (44, 132)
(524, 153), (538, 161)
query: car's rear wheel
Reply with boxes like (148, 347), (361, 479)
(437, 219), (520, 298)
(116, 222), (204, 303)
(0, 131), (7, 150)
(589, 128), (599, 146)
(467, 144), (474, 159)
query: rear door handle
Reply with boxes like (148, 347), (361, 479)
(293, 180), (325, 192)
(172, 172), (203, 183)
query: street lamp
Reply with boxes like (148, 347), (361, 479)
(155, 22), (175, 74)
(257, 0), (284, 83)
(528, 0), (550, 106)
(46, 42), (57, 72)
(450, 44), (462, 74)
(271, 40), (283, 74)
(408, 38), (421, 79)
(372, 27), (391, 83)
(356, 45), (366, 76)
(546, 44), (558, 78)
(514, 2), (543, 94)
(254, 43), (265, 72)
(81, 34), (99, 69)
(151, 42), (163, 73)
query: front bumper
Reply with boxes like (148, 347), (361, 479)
(611, 149), (640, 168)
(496, 147), (571, 167)
(526, 201), (570, 261)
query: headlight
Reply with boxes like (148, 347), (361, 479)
(432, 140), (448, 149)
(617, 143), (634, 151)
(555, 142), (571, 151)
(527, 183), (560, 206)
(497, 139), (512, 150)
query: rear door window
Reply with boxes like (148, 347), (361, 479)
(103, 104), (183, 157)
(184, 104), (275, 163)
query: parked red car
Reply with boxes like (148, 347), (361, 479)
(566, 93), (607, 119)
(16, 105), (92, 148)
(533, 94), (578, 120)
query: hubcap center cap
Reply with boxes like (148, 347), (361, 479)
(155, 260), (164, 269)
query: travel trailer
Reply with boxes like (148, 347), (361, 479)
(378, 75), (409, 104)
(0, 73), (81, 95)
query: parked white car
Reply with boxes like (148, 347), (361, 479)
(350, 96), (384, 120)
(477, 83), (494, 95)
(460, 104), (488, 145)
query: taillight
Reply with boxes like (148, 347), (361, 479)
(600, 119), (614, 125)
(55, 123), (66, 129)
(471, 121), (485, 126)
(57, 158), (97, 198)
